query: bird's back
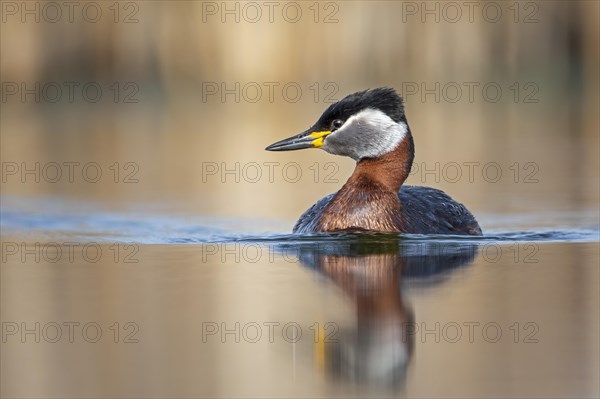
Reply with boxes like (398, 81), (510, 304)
(396, 186), (481, 235)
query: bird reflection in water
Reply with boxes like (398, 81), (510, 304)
(288, 235), (478, 387)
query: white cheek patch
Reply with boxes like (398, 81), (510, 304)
(324, 108), (407, 160)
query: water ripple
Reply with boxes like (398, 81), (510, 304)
(2, 211), (598, 245)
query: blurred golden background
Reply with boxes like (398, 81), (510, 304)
(1, 0), (599, 225)
(1, 3), (599, 398)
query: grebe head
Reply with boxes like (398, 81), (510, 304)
(266, 87), (409, 161)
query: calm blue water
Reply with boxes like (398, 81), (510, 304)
(1, 196), (598, 245)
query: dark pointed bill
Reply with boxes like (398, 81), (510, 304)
(265, 129), (331, 151)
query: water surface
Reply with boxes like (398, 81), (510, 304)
(1, 199), (598, 398)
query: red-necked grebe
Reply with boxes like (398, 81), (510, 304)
(266, 87), (482, 235)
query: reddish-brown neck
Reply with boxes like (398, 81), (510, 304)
(349, 133), (414, 193)
(314, 133), (414, 232)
